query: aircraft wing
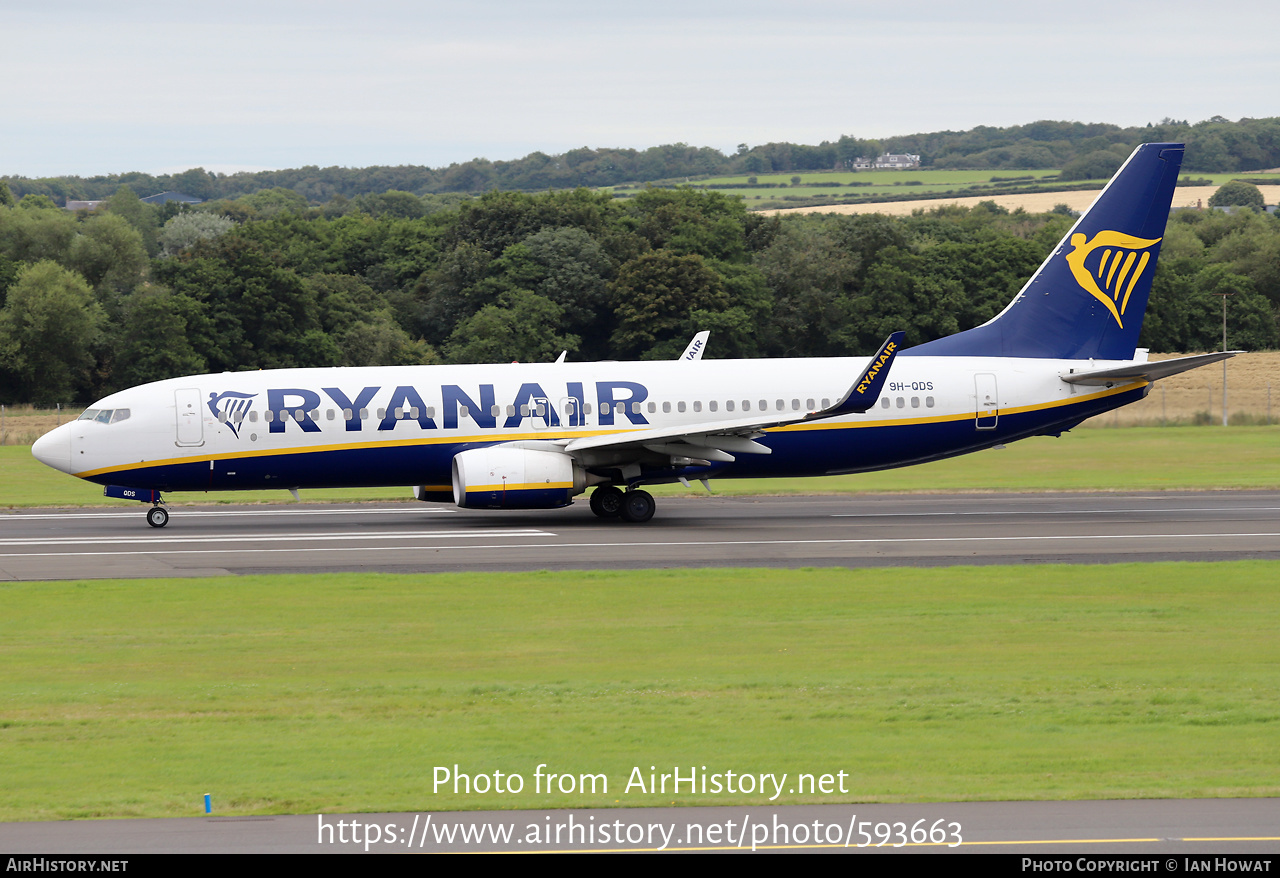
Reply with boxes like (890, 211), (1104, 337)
(1060, 351), (1242, 386)
(563, 332), (904, 462)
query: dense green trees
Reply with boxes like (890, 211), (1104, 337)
(1208, 181), (1266, 212)
(0, 184), (1276, 406)
(8, 118), (1280, 205)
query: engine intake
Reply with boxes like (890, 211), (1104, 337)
(452, 447), (586, 509)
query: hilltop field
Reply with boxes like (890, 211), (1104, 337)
(761, 184), (1280, 217)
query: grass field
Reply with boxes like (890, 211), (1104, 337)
(639, 166), (1280, 211)
(2, 563), (1277, 820)
(3, 424), (1279, 509)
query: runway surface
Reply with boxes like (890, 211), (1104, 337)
(4, 799), (1277, 854)
(2, 491), (1280, 580)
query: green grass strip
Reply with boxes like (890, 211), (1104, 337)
(2, 562), (1277, 820)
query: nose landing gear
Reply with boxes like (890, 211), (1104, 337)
(146, 505), (170, 528)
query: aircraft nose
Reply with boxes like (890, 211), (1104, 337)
(31, 423), (74, 474)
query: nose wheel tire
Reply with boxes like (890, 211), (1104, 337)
(589, 485), (624, 518)
(618, 489), (655, 523)
(146, 506), (170, 528)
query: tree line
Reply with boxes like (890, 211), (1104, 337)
(5, 117), (1280, 206)
(1, 181), (1277, 406)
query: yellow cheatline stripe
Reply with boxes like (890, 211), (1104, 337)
(466, 482), (574, 492)
(73, 382), (1146, 480)
(774, 382), (1145, 433)
(71, 428), (620, 479)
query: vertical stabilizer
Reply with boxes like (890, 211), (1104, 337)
(907, 143), (1184, 360)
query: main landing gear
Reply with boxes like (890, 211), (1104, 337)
(588, 485), (655, 523)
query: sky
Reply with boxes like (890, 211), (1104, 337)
(3, 0), (1278, 178)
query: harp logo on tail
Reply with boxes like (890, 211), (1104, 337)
(1064, 230), (1162, 329)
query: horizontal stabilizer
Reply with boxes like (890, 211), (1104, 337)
(1061, 351), (1243, 386)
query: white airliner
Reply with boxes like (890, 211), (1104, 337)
(33, 142), (1235, 527)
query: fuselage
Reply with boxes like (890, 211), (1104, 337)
(32, 353), (1148, 496)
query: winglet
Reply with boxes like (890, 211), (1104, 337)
(679, 331), (710, 361)
(817, 331), (905, 417)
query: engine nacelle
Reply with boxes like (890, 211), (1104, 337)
(451, 447), (586, 509)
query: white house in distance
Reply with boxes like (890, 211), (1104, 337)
(852, 153), (922, 169)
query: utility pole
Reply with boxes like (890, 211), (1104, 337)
(1217, 292), (1234, 427)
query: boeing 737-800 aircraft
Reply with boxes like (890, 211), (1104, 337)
(32, 142), (1235, 527)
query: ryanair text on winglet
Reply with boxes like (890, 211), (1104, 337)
(855, 340), (898, 395)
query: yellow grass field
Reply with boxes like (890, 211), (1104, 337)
(1083, 350), (1279, 426)
(764, 185), (1280, 217)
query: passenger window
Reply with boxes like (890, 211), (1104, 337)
(725, 400), (735, 412)
(583, 403), (593, 415)
(677, 401), (686, 413)
(792, 399), (801, 410)
(806, 398), (815, 409)
(822, 398), (831, 408)
(709, 401), (718, 412)
(693, 401), (702, 413)
(343, 408), (353, 420)
(326, 409), (335, 421)
(359, 408), (368, 420)
(742, 400), (750, 411)
(376, 408), (385, 419)
(632, 402), (641, 414)
(647, 402), (656, 414)
(880, 398), (890, 409)
(758, 400), (767, 411)
(459, 406), (469, 418)
(600, 403), (610, 415)
(911, 397), (920, 408)
(426, 407), (435, 418)
(776, 399), (784, 411)
(250, 411), (259, 422)
(896, 398), (905, 408)
(926, 397), (935, 408)
(662, 401), (671, 413)
(410, 407), (420, 419)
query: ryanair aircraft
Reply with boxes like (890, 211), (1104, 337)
(33, 143), (1235, 527)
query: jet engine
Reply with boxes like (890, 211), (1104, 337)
(451, 446), (587, 509)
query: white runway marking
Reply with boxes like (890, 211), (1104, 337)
(831, 506), (1280, 517)
(0, 529), (553, 549)
(4, 531), (1277, 559)
(0, 507), (452, 521)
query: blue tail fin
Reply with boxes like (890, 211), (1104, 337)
(906, 142), (1184, 360)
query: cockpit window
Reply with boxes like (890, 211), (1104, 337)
(77, 408), (130, 424)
